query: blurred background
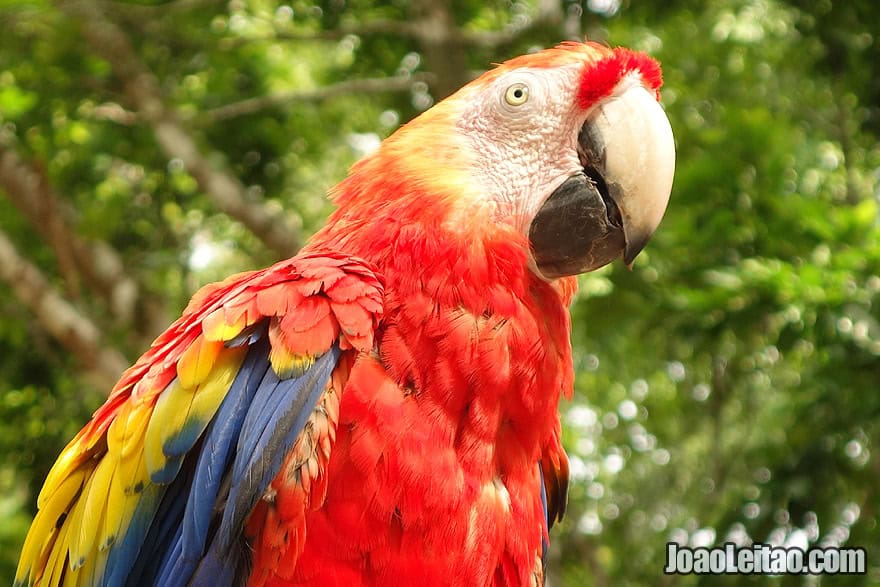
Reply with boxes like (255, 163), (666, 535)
(1, 0), (878, 584)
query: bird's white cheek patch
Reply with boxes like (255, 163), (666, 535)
(454, 63), (591, 228)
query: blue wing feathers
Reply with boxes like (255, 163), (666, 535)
(107, 326), (340, 586)
(159, 335), (273, 583)
(218, 345), (340, 550)
(539, 463), (549, 564)
(184, 338), (272, 554)
(225, 322), (267, 348)
(230, 365), (289, 488)
(105, 484), (163, 586)
(155, 538), (184, 587)
(188, 546), (238, 587)
(149, 454), (185, 485)
(162, 418), (211, 458)
(131, 476), (189, 587)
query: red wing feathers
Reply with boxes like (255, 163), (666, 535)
(15, 252), (383, 587)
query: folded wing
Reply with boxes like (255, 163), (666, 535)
(15, 252), (383, 587)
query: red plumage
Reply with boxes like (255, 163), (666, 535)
(269, 165), (576, 583)
(578, 46), (664, 107)
(17, 41), (675, 587)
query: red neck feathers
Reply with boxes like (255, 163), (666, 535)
(306, 138), (575, 474)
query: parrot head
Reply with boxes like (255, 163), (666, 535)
(323, 42), (674, 279)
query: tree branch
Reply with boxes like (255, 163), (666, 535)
(220, 19), (424, 48)
(227, 1), (565, 52)
(458, 0), (566, 49)
(0, 229), (129, 391)
(0, 141), (169, 339)
(403, 0), (564, 98)
(0, 145), (81, 298)
(92, 101), (140, 125)
(57, 0), (302, 259)
(406, 0), (471, 99)
(198, 73), (435, 123)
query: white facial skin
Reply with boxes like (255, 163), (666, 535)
(453, 64), (675, 268)
(455, 64), (589, 233)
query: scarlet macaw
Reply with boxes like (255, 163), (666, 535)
(16, 41), (674, 586)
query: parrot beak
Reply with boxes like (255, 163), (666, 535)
(529, 85), (675, 278)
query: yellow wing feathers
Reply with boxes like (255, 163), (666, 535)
(16, 339), (247, 586)
(16, 255), (384, 586)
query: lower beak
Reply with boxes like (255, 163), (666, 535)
(529, 85), (675, 278)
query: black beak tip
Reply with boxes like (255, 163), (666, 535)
(623, 234), (652, 267)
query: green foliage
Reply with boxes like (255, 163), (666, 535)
(562, 1), (880, 584)
(0, 0), (877, 584)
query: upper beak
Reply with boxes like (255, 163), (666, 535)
(529, 85), (675, 278)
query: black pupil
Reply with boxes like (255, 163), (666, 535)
(514, 89), (523, 98)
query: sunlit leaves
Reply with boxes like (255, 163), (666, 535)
(560, 0), (880, 583)
(0, 0), (878, 584)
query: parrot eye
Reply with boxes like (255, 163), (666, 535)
(504, 83), (530, 106)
